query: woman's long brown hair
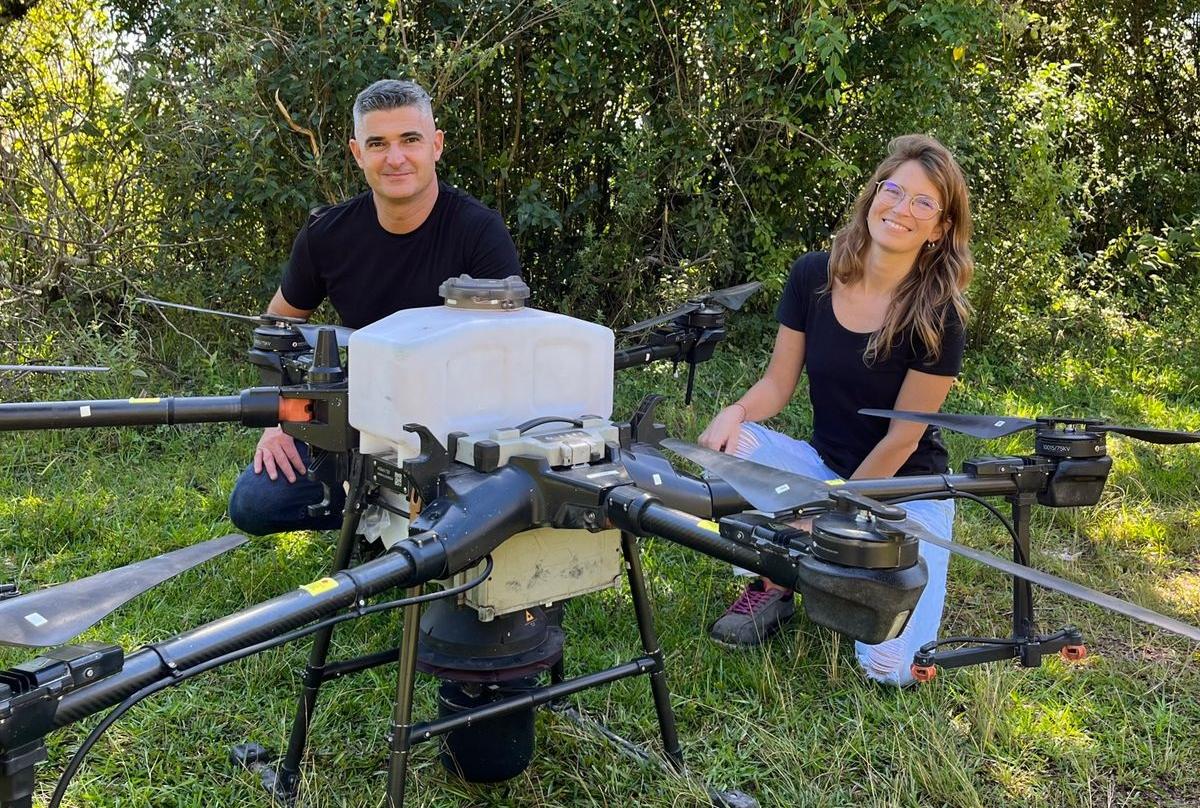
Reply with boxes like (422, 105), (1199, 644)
(826, 134), (974, 363)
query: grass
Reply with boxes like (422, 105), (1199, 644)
(1, 309), (1198, 808)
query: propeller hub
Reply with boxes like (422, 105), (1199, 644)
(685, 307), (725, 328)
(809, 510), (920, 570)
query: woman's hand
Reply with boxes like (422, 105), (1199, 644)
(699, 404), (746, 454)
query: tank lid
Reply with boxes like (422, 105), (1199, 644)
(439, 275), (529, 310)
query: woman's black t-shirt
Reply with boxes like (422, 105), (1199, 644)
(776, 251), (965, 478)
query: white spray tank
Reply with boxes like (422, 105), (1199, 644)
(348, 275), (615, 547)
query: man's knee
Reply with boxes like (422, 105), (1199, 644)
(227, 462), (346, 535)
(228, 468), (273, 535)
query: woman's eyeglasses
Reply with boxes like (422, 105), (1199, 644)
(875, 180), (943, 220)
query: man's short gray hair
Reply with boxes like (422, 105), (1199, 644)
(352, 79), (434, 134)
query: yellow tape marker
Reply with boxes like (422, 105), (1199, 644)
(129, 397), (161, 404)
(825, 479), (845, 486)
(696, 519), (721, 533)
(300, 577), (339, 596)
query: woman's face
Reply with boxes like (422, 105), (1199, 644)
(866, 160), (948, 256)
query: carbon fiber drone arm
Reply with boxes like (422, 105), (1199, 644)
(41, 461), (539, 731)
(0, 388), (288, 431)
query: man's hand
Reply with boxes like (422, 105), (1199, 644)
(254, 426), (306, 482)
(698, 405), (746, 454)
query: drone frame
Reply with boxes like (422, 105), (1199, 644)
(1, 317), (1198, 807)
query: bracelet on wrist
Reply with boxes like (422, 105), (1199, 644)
(730, 403), (747, 422)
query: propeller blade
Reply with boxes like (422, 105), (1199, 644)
(0, 365), (110, 374)
(618, 303), (701, 335)
(619, 280), (760, 335)
(859, 409), (1038, 439)
(0, 534), (247, 648)
(1100, 425), (1200, 445)
(138, 297), (351, 349)
(916, 531), (1200, 644)
(861, 409), (1200, 446)
(661, 439), (832, 515)
(136, 296), (265, 325)
(703, 281), (762, 311)
(296, 323), (355, 350)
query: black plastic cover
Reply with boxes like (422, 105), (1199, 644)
(794, 555), (928, 644)
(1038, 455), (1113, 507)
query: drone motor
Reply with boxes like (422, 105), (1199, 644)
(1030, 425), (1114, 507)
(1033, 423), (1108, 459)
(809, 493), (921, 570)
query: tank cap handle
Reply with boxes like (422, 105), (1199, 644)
(439, 275), (530, 310)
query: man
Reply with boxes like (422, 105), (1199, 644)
(228, 79), (522, 535)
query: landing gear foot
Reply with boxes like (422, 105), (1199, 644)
(711, 788), (759, 807)
(231, 743), (299, 805)
(910, 663), (938, 683)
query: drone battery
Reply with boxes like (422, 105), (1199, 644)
(445, 527), (624, 620)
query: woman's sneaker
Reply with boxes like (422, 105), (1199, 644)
(709, 579), (795, 648)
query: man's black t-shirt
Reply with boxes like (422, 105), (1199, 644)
(280, 182), (522, 328)
(776, 251), (965, 478)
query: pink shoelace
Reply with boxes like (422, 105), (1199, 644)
(724, 585), (781, 616)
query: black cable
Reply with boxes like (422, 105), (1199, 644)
(918, 625), (1081, 656)
(917, 635), (1021, 654)
(48, 555), (494, 808)
(888, 490), (1027, 565)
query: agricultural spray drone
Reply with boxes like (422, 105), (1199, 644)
(0, 277), (1197, 808)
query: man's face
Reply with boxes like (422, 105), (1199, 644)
(349, 106), (444, 204)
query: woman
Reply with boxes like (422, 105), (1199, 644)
(699, 134), (973, 687)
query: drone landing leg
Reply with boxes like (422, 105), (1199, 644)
(0, 743), (44, 808)
(235, 459), (369, 803)
(683, 361), (698, 407)
(620, 530), (683, 768)
(1011, 493), (1037, 655)
(911, 494), (1087, 679)
(384, 587), (423, 808)
(540, 532), (754, 807)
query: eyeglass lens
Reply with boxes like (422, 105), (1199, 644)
(877, 181), (941, 220)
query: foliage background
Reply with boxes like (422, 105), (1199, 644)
(2, 0), (1198, 358)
